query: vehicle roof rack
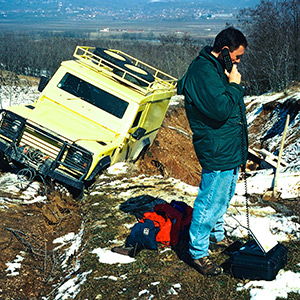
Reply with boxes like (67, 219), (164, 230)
(73, 46), (177, 95)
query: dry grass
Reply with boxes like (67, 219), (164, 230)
(76, 187), (300, 300)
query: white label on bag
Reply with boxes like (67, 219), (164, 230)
(143, 228), (150, 236)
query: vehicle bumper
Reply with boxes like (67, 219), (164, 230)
(0, 138), (87, 190)
(0, 109), (94, 190)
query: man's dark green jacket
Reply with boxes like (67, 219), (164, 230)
(177, 46), (248, 171)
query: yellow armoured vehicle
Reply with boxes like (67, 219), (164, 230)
(0, 46), (177, 192)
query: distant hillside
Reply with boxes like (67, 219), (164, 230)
(0, 0), (260, 23)
(0, 0), (260, 10)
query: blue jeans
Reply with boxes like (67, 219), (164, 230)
(189, 167), (239, 259)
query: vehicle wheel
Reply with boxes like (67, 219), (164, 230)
(93, 47), (131, 66)
(114, 63), (155, 87)
(124, 63), (155, 83)
(68, 185), (84, 199)
(0, 150), (11, 171)
(94, 47), (155, 87)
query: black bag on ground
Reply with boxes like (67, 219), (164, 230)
(125, 219), (160, 250)
(222, 239), (288, 281)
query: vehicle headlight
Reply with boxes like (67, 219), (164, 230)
(64, 145), (92, 173)
(12, 120), (22, 132)
(72, 150), (83, 165)
(0, 112), (25, 140)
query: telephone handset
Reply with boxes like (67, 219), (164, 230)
(221, 48), (233, 72)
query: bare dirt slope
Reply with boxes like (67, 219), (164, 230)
(136, 102), (201, 186)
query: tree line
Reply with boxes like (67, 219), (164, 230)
(0, 31), (200, 80)
(0, 0), (299, 96)
(238, 0), (300, 94)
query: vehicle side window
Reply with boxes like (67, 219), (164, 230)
(132, 111), (143, 128)
(58, 73), (129, 119)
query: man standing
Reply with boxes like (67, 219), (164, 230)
(177, 27), (248, 276)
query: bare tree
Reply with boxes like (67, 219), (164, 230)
(238, 0), (300, 94)
(0, 70), (31, 109)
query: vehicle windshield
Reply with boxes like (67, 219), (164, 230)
(58, 73), (129, 119)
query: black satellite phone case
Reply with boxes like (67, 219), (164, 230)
(221, 48), (233, 72)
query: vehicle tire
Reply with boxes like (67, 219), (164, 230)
(114, 63), (155, 87)
(0, 150), (11, 171)
(93, 47), (131, 66)
(68, 185), (84, 199)
(94, 47), (155, 87)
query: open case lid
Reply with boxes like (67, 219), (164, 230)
(248, 228), (278, 254)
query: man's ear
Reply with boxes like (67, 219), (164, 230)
(221, 46), (230, 51)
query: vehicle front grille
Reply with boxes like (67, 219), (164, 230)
(20, 128), (63, 160)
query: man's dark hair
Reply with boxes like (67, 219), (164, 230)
(213, 27), (248, 52)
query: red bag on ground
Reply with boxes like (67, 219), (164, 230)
(141, 211), (172, 246)
(154, 203), (183, 246)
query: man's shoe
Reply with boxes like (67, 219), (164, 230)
(209, 236), (233, 253)
(192, 256), (223, 276)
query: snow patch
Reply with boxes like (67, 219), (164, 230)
(53, 228), (84, 268)
(237, 270), (300, 300)
(6, 254), (25, 276)
(106, 162), (129, 175)
(0, 173), (47, 204)
(53, 270), (92, 300)
(91, 247), (135, 264)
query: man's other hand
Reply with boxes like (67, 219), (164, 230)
(226, 64), (241, 85)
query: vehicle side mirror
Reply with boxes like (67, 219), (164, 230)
(131, 127), (146, 140)
(38, 76), (50, 92)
